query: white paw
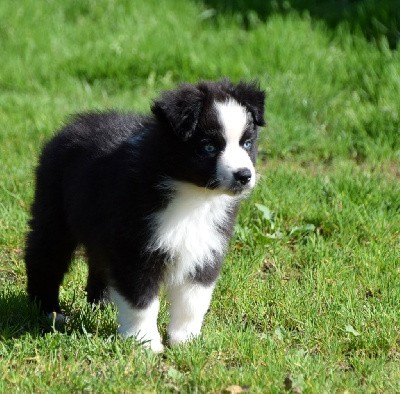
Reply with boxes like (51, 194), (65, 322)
(143, 338), (165, 353)
(119, 329), (164, 353)
(169, 329), (199, 346)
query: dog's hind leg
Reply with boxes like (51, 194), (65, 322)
(25, 158), (77, 315)
(85, 250), (109, 306)
(25, 220), (76, 314)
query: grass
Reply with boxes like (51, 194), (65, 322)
(1, 0), (399, 392)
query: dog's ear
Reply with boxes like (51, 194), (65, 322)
(230, 81), (266, 126)
(151, 84), (204, 141)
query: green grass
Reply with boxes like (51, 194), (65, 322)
(1, 0), (399, 392)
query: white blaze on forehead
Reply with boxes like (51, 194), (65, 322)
(215, 99), (256, 190)
(215, 99), (248, 143)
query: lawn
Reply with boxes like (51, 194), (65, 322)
(1, 0), (399, 392)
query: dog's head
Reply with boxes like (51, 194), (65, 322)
(152, 80), (265, 195)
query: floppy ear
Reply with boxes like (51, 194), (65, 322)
(151, 84), (204, 141)
(230, 81), (266, 126)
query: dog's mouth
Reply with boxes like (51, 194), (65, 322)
(229, 182), (251, 195)
(206, 178), (253, 196)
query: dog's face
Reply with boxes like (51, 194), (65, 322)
(152, 80), (265, 195)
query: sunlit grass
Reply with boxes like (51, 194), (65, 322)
(0, 0), (399, 392)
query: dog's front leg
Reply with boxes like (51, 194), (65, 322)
(109, 288), (164, 353)
(167, 280), (215, 345)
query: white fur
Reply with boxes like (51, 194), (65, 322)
(110, 100), (255, 351)
(215, 99), (248, 142)
(167, 280), (214, 345)
(148, 181), (237, 285)
(109, 287), (164, 353)
(215, 99), (256, 189)
(110, 182), (238, 351)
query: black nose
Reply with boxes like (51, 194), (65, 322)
(233, 168), (252, 185)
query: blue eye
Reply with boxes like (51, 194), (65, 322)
(203, 143), (217, 154)
(243, 139), (252, 150)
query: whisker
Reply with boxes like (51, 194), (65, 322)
(205, 177), (222, 190)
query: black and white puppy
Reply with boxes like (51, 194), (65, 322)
(25, 80), (265, 352)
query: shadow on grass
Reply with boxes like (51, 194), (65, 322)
(199, 0), (399, 48)
(0, 285), (119, 341)
(0, 288), (116, 336)
(0, 289), (44, 339)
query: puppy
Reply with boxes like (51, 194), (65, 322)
(25, 80), (265, 352)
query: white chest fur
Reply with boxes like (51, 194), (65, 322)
(147, 182), (237, 284)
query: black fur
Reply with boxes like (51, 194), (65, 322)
(25, 80), (265, 314)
